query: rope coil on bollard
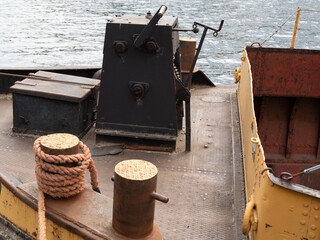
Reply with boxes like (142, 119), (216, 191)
(34, 136), (99, 240)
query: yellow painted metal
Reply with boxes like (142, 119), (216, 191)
(0, 184), (84, 240)
(242, 198), (255, 235)
(234, 67), (241, 83)
(237, 47), (320, 240)
(291, 7), (301, 48)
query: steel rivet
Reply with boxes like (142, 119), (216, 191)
(303, 202), (309, 207)
(303, 210), (308, 216)
(314, 205), (319, 210)
(309, 232), (315, 239)
(314, 215), (319, 220)
(311, 225), (317, 230)
(300, 219), (306, 225)
(289, 206), (294, 212)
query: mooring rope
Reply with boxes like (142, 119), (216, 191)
(34, 137), (99, 240)
(300, 8), (320, 13)
(258, 7), (320, 46)
(259, 8), (298, 46)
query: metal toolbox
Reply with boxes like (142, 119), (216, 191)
(10, 71), (100, 138)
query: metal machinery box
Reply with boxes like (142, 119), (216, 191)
(10, 71), (100, 138)
(96, 11), (181, 144)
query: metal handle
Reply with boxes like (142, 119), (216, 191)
(193, 20), (224, 37)
(279, 172), (293, 181)
(158, 5), (167, 17)
(133, 5), (167, 48)
(242, 199), (255, 235)
(173, 27), (199, 33)
(183, 20), (224, 152)
(280, 164), (320, 181)
(150, 192), (169, 203)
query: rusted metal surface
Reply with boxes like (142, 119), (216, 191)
(0, 85), (246, 239)
(112, 160), (167, 239)
(179, 38), (196, 72)
(121, 144), (173, 153)
(40, 133), (80, 156)
(237, 47), (320, 240)
(286, 98), (320, 159)
(248, 46), (320, 190)
(247, 47), (320, 97)
(257, 96), (294, 156)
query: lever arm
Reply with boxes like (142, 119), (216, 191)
(133, 5), (167, 48)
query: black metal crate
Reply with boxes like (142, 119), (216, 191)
(10, 71), (100, 138)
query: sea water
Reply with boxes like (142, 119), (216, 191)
(0, 0), (319, 84)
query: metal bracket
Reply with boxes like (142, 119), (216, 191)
(128, 81), (149, 102)
(113, 41), (128, 56)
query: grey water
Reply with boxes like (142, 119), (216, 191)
(0, 0), (319, 84)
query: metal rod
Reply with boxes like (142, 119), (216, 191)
(291, 7), (301, 48)
(150, 192), (169, 203)
(280, 163), (320, 181)
(0, 71), (96, 87)
(0, 72), (51, 81)
(182, 20), (224, 152)
(185, 100), (191, 151)
(185, 27), (208, 87)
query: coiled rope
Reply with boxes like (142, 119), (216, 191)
(34, 136), (99, 240)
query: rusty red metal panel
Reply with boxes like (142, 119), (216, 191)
(318, 137), (320, 161)
(247, 47), (320, 98)
(286, 98), (320, 160)
(258, 97), (294, 157)
(249, 47), (320, 190)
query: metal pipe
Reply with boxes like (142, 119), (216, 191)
(291, 7), (301, 48)
(150, 192), (169, 203)
(0, 72), (51, 81)
(158, 5), (167, 17)
(186, 100), (191, 151)
(185, 27), (208, 87)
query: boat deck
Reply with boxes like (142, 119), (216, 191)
(0, 85), (247, 240)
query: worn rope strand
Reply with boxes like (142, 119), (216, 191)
(34, 137), (99, 240)
(300, 8), (320, 13)
(260, 8), (298, 46)
(258, 7), (320, 46)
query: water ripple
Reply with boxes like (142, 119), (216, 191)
(0, 0), (319, 84)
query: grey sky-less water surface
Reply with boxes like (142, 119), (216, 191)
(0, 0), (319, 84)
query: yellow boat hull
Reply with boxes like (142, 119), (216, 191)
(237, 46), (320, 239)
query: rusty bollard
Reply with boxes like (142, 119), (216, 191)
(40, 133), (80, 156)
(112, 159), (168, 239)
